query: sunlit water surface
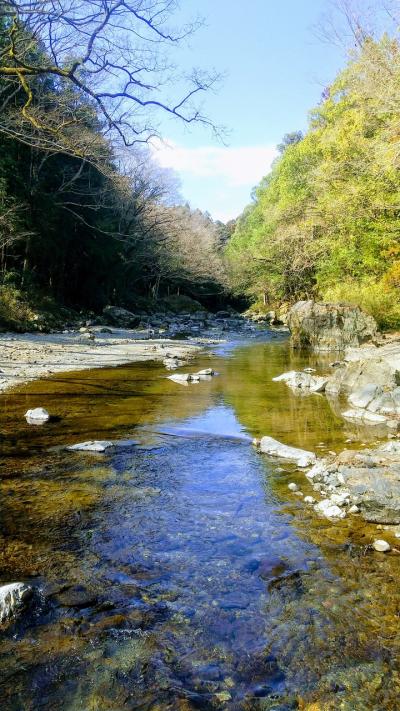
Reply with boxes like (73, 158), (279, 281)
(0, 334), (399, 710)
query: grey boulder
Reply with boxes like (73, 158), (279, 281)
(287, 300), (377, 351)
(103, 305), (140, 328)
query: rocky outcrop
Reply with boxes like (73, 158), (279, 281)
(326, 341), (400, 428)
(287, 301), (377, 351)
(306, 442), (400, 524)
(0, 583), (33, 625)
(103, 305), (141, 328)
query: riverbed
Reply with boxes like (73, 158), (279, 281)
(1, 333), (399, 710)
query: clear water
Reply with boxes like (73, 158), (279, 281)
(0, 334), (399, 710)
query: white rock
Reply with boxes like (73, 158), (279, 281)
(373, 539), (391, 552)
(168, 373), (192, 384)
(342, 409), (388, 425)
(304, 367), (316, 373)
(288, 482), (299, 492)
(348, 384), (382, 409)
(314, 499), (346, 520)
(196, 368), (215, 376)
(305, 460), (327, 480)
(304, 496), (316, 504)
(66, 440), (114, 453)
(330, 492), (350, 507)
(273, 371), (328, 393)
(258, 436), (316, 467)
(379, 441), (400, 454)
(294, 491), (304, 497)
(0, 583), (33, 624)
(25, 407), (50, 423)
(348, 505), (360, 514)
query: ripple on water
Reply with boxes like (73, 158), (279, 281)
(0, 337), (399, 709)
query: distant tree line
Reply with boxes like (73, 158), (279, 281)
(0, 2), (229, 319)
(226, 6), (400, 329)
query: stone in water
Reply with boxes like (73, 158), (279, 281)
(25, 407), (50, 423)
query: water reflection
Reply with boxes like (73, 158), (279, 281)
(0, 336), (399, 709)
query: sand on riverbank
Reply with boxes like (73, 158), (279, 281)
(0, 329), (206, 393)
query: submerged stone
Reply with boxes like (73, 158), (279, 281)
(66, 440), (114, 452)
(373, 539), (391, 552)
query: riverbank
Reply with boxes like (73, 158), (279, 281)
(0, 330), (203, 393)
(0, 311), (267, 393)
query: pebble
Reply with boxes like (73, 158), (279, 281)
(304, 496), (316, 504)
(288, 483), (299, 492)
(348, 505), (360, 514)
(373, 539), (391, 553)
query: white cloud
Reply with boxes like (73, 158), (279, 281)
(150, 139), (278, 188)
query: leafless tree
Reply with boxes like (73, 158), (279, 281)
(0, 1), (220, 160)
(315, 0), (400, 50)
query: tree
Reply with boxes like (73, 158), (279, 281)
(226, 33), (400, 327)
(0, 1), (220, 161)
(277, 131), (303, 154)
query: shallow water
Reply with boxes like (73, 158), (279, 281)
(1, 333), (400, 710)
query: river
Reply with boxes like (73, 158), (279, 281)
(0, 333), (399, 710)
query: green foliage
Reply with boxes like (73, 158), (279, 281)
(323, 280), (400, 331)
(226, 36), (400, 328)
(0, 284), (35, 331)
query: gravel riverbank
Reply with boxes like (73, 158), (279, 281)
(0, 329), (204, 393)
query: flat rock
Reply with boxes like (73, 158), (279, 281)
(66, 440), (114, 452)
(342, 409), (389, 425)
(257, 436), (316, 467)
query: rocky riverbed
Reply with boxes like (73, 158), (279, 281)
(270, 334), (400, 532)
(2, 332), (400, 709)
(0, 310), (266, 393)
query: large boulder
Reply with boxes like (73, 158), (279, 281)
(287, 301), (377, 351)
(103, 306), (141, 328)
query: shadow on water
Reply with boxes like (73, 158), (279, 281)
(0, 333), (400, 709)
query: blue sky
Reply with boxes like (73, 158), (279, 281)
(150, 0), (347, 222)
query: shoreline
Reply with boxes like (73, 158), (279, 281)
(0, 329), (208, 394)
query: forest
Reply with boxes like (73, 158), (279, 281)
(227, 29), (400, 329)
(1, 1), (400, 331)
(0, 1), (230, 329)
